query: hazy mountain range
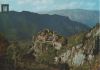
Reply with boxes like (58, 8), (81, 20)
(40, 9), (100, 27)
(0, 11), (90, 40)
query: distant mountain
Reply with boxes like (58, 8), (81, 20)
(40, 9), (100, 27)
(0, 11), (90, 40)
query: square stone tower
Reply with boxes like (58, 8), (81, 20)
(1, 4), (9, 12)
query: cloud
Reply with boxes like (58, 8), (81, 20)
(18, 0), (54, 5)
(17, 0), (54, 12)
(55, 1), (99, 10)
(0, 0), (99, 12)
(0, 0), (9, 4)
(17, 0), (32, 4)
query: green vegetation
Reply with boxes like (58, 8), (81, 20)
(67, 32), (85, 47)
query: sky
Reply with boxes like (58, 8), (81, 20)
(0, 0), (99, 12)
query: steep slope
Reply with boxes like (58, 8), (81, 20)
(40, 9), (99, 27)
(0, 11), (90, 40)
(82, 23), (100, 55)
(57, 24), (100, 67)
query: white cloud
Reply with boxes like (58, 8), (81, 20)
(51, 2), (81, 10)
(1, 0), (98, 12)
(18, 0), (32, 4)
(18, 0), (54, 5)
(17, 0), (54, 12)
(0, 0), (9, 4)
(55, 1), (97, 10)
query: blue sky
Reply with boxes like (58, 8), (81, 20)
(0, 0), (99, 12)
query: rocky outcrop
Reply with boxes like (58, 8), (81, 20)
(54, 24), (100, 67)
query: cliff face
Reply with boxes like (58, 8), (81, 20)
(82, 23), (100, 69)
(57, 24), (100, 68)
(83, 24), (100, 56)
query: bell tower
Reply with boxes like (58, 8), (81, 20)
(1, 4), (9, 12)
(0, 0), (9, 12)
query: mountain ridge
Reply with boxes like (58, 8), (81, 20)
(40, 9), (100, 27)
(0, 11), (90, 40)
